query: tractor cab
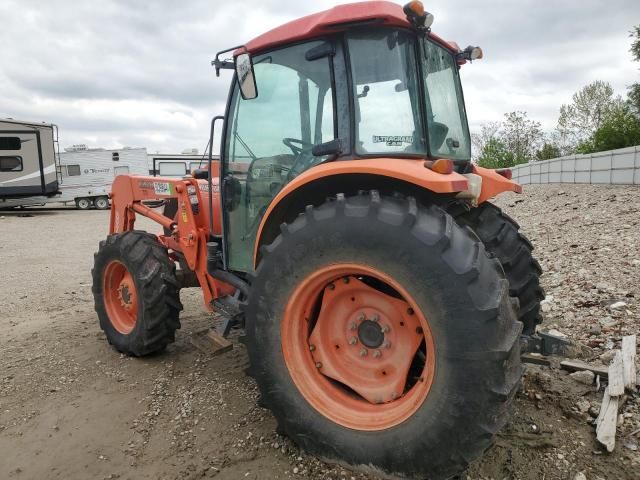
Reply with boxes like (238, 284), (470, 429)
(214, 1), (483, 272)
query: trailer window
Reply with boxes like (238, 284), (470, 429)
(0, 137), (21, 150)
(114, 166), (129, 176)
(66, 164), (81, 176)
(158, 162), (187, 177)
(190, 161), (204, 173)
(0, 156), (23, 171)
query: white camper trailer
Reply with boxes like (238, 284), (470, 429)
(0, 119), (60, 209)
(56, 147), (148, 209)
(148, 153), (214, 178)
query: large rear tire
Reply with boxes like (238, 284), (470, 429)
(451, 202), (544, 335)
(92, 230), (182, 356)
(246, 192), (522, 480)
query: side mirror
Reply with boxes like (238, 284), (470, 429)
(235, 53), (257, 100)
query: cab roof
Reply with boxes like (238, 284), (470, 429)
(244, 1), (455, 54)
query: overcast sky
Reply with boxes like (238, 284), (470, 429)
(1, 0), (638, 153)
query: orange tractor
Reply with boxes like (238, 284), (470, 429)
(92, 2), (545, 478)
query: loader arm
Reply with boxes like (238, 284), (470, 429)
(109, 175), (234, 308)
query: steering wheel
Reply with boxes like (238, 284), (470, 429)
(282, 138), (315, 180)
(283, 138), (314, 156)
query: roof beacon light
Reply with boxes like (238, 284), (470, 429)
(403, 1), (434, 30)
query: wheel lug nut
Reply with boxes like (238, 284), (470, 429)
(416, 326), (423, 334)
(349, 322), (357, 331)
(343, 277), (350, 284)
(309, 344), (316, 351)
(373, 350), (381, 358)
(327, 283), (335, 290)
(381, 325), (390, 333)
(359, 348), (368, 357)
(348, 336), (358, 345)
(372, 314), (379, 322)
(357, 313), (365, 322)
(383, 340), (391, 349)
(315, 362), (322, 369)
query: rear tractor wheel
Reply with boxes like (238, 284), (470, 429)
(246, 192), (522, 480)
(92, 230), (182, 356)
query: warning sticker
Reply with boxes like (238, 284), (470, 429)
(153, 182), (172, 196)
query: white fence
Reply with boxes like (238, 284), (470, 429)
(511, 146), (640, 185)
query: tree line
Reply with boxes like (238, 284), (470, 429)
(475, 25), (640, 168)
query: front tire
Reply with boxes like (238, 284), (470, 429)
(246, 192), (522, 480)
(92, 231), (182, 356)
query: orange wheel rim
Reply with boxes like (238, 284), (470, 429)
(103, 260), (138, 334)
(281, 264), (436, 431)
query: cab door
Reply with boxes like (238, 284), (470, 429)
(221, 41), (336, 272)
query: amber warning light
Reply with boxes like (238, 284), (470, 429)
(403, 1), (434, 30)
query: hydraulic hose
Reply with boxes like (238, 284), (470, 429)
(209, 268), (250, 298)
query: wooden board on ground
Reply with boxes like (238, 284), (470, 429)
(560, 359), (608, 379)
(622, 334), (637, 390)
(190, 328), (233, 356)
(608, 351), (625, 396)
(521, 354), (552, 366)
(595, 387), (618, 452)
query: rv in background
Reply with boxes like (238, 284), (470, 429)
(148, 152), (217, 178)
(0, 119), (60, 209)
(56, 147), (148, 209)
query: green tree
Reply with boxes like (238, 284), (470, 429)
(576, 104), (640, 153)
(477, 138), (515, 168)
(557, 81), (624, 148)
(535, 142), (562, 160)
(501, 111), (542, 164)
(471, 121), (501, 161)
(629, 25), (640, 115)
(631, 25), (640, 60)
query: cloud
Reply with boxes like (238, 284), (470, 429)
(1, 0), (639, 151)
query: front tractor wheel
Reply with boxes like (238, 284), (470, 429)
(92, 231), (182, 356)
(246, 192), (522, 480)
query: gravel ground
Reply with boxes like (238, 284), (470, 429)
(0, 184), (638, 480)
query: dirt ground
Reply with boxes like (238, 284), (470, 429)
(0, 184), (639, 480)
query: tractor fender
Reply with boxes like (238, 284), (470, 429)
(253, 158), (469, 267)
